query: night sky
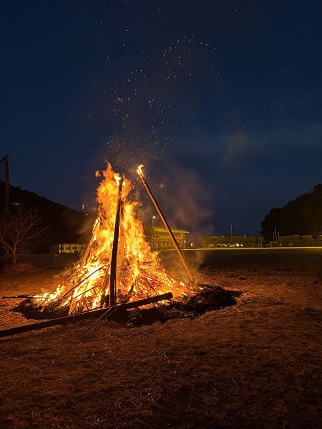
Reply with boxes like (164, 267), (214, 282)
(1, 1), (322, 237)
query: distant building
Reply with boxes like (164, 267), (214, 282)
(151, 227), (190, 250)
(50, 228), (190, 254)
(50, 243), (87, 254)
(201, 235), (265, 248)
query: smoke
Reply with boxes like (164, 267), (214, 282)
(133, 157), (214, 241)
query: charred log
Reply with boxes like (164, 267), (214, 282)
(172, 285), (241, 314)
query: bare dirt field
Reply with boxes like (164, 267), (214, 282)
(0, 248), (321, 429)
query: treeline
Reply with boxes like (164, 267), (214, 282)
(0, 181), (94, 252)
(261, 184), (322, 240)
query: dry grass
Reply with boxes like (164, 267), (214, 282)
(1, 262), (37, 275)
(0, 249), (321, 429)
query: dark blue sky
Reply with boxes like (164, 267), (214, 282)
(1, 0), (322, 236)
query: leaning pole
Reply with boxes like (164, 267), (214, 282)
(137, 165), (194, 284)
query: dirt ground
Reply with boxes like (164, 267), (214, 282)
(0, 248), (321, 429)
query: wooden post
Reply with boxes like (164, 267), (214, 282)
(0, 155), (9, 213)
(80, 218), (100, 267)
(109, 177), (124, 306)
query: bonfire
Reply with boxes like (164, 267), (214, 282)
(32, 163), (196, 317)
(1, 163), (240, 338)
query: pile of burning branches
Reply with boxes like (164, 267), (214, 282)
(20, 164), (197, 318)
(1, 163), (240, 338)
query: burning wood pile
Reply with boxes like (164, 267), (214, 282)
(1, 163), (240, 338)
(21, 163), (197, 319)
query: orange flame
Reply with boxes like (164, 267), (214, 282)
(137, 164), (144, 177)
(36, 163), (195, 314)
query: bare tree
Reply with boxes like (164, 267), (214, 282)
(0, 204), (49, 264)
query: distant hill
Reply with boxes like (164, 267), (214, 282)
(261, 184), (322, 240)
(0, 181), (95, 251)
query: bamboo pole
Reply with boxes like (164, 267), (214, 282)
(80, 218), (100, 267)
(108, 177), (124, 306)
(137, 166), (194, 283)
(2, 295), (34, 299)
(62, 265), (106, 298)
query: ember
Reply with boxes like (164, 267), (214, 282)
(22, 163), (197, 318)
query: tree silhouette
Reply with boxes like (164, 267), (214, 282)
(261, 184), (322, 239)
(0, 181), (94, 247)
(0, 204), (49, 264)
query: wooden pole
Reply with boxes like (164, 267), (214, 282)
(0, 155), (9, 213)
(5, 156), (9, 213)
(109, 177), (124, 306)
(137, 166), (194, 284)
(0, 292), (173, 338)
(80, 218), (100, 267)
